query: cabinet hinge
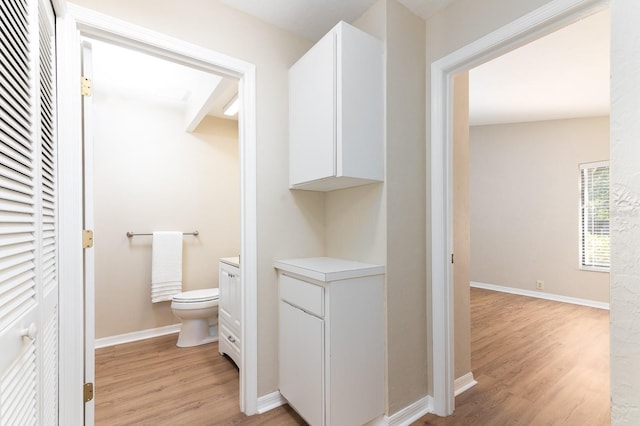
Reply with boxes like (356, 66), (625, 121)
(81, 76), (92, 96)
(83, 382), (94, 403)
(82, 229), (94, 248)
(451, 253), (454, 264)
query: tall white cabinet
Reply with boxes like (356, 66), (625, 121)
(219, 257), (241, 367)
(274, 258), (385, 426)
(289, 21), (384, 191)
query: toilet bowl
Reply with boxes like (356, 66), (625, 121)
(171, 288), (220, 347)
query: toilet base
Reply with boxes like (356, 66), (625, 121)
(176, 318), (216, 347)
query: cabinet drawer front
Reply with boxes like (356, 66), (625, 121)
(220, 324), (241, 367)
(280, 274), (324, 317)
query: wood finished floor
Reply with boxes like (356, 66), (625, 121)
(95, 287), (610, 425)
(416, 287), (610, 425)
(95, 336), (305, 425)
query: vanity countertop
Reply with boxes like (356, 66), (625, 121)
(220, 256), (240, 268)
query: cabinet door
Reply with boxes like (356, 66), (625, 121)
(230, 270), (241, 332)
(279, 301), (324, 426)
(337, 22), (384, 181)
(219, 265), (232, 323)
(289, 30), (336, 187)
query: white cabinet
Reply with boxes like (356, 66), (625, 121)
(219, 258), (241, 367)
(275, 257), (385, 426)
(289, 21), (384, 191)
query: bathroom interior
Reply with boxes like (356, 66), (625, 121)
(88, 37), (242, 406)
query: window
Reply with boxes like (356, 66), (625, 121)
(580, 161), (610, 270)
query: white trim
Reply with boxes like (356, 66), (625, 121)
(51, 0), (66, 17)
(239, 63), (259, 416)
(429, 0), (607, 417)
(470, 281), (610, 310)
(579, 265), (610, 273)
(256, 391), (287, 414)
(81, 40), (96, 426)
(95, 324), (182, 349)
(56, 13), (85, 426)
(454, 372), (478, 396)
(57, 5), (259, 422)
(384, 395), (434, 426)
(580, 160), (610, 170)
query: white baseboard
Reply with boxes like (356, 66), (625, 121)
(261, 391), (435, 425)
(455, 372), (477, 396)
(96, 322), (220, 349)
(385, 395), (433, 426)
(95, 324), (182, 348)
(470, 281), (610, 310)
(256, 391), (287, 414)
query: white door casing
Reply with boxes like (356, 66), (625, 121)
(0, 0), (59, 424)
(56, 4), (258, 423)
(81, 40), (96, 425)
(429, 0), (608, 416)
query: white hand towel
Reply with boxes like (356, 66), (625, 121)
(151, 231), (183, 303)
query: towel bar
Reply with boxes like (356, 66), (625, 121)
(126, 231), (199, 238)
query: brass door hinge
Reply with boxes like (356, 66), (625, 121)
(82, 229), (94, 248)
(81, 76), (92, 96)
(84, 382), (94, 402)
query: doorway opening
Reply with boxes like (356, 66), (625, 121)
(429, 0), (609, 416)
(83, 36), (242, 422)
(57, 5), (258, 421)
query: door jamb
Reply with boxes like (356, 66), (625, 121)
(57, 5), (258, 422)
(429, 0), (607, 416)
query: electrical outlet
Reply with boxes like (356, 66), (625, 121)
(536, 280), (544, 290)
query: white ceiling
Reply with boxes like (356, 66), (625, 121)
(219, 0), (454, 41)
(469, 8), (610, 126)
(88, 3), (609, 128)
(220, 0), (609, 126)
(89, 39), (238, 123)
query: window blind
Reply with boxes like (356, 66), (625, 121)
(580, 161), (610, 269)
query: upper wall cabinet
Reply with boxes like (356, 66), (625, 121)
(289, 21), (384, 191)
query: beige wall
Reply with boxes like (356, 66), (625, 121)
(71, 0), (324, 396)
(384, 0), (428, 414)
(469, 117), (610, 303)
(453, 73), (471, 380)
(93, 92), (240, 338)
(325, 0), (387, 268)
(324, 0), (429, 413)
(330, 0), (429, 414)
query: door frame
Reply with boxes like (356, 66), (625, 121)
(57, 4), (258, 423)
(429, 0), (607, 416)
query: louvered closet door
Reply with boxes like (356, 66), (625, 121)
(0, 0), (58, 424)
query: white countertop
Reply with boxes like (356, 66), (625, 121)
(273, 257), (384, 282)
(220, 256), (240, 268)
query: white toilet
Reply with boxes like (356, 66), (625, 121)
(171, 288), (220, 347)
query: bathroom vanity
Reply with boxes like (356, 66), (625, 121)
(218, 257), (240, 367)
(274, 257), (385, 426)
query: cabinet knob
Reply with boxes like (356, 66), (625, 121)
(21, 323), (37, 341)
(228, 335), (236, 343)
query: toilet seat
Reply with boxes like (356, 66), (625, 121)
(172, 288), (220, 303)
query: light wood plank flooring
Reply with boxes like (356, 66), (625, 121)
(95, 335), (305, 425)
(416, 287), (610, 425)
(96, 288), (609, 425)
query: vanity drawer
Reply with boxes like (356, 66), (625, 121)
(279, 274), (324, 317)
(220, 323), (241, 367)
